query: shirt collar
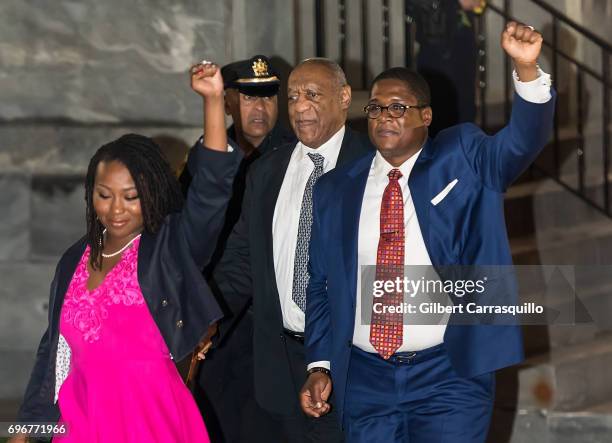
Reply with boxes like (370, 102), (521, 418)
(297, 125), (346, 167)
(372, 147), (423, 187)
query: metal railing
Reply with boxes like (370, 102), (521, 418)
(306, 1), (459, 88)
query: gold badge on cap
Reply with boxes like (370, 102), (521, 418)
(252, 58), (269, 77)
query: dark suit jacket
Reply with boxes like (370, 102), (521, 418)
(213, 127), (374, 416)
(180, 123), (295, 276)
(17, 145), (241, 423)
(305, 92), (556, 423)
(179, 123), (295, 442)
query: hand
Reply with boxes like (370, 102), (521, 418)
(190, 61), (224, 99)
(7, 434), (29, 443)
(191, 60), (227, 151)
(501, 22), (543, 81)
(300, 372), (332, 418)
(196, 322), (218, 360)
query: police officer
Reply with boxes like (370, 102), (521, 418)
(183, 55), (295, 443)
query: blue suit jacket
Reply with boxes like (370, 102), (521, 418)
(305, 92), (556, 421)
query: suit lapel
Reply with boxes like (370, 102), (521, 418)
(262, 143), (294, 252)
(137, 230), (155, 308)
(261, 144), (295, 322)
(342, 153), (375, 300)
(409, 139), (434, 263)
(339, 138), (433, 303)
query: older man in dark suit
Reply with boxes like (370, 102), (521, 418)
(213, 58), (373, 442)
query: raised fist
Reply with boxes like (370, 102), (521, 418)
(501, 21), (543, 67)
(190, 61), (224, 99)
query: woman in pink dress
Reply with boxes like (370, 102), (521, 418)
(12, 62), (240, 443)
(55, 235), (210, 442)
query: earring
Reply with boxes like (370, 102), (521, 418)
(97, 220), (104, 248)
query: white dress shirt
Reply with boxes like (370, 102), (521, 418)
(273, 125), (346, 332)
(307, 69), (552, 371)
(352, 149), (449, 354)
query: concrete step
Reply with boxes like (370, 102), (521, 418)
(505, 172), (611, 240)
(510, 217), (612, 264)
(534, 127), (609, 173)
(585, 401), (612, 414)
(488, 371), (612, 443)
(517, 333), (612, 413)
(509, 405), (612, 443)
(515, 261), (612, 354)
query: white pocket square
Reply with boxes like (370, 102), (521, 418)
(431, 179), (459, 206)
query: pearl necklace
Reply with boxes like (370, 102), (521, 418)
(101, 232), (142, 258)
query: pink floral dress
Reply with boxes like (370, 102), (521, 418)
(55, 237), (210, 442)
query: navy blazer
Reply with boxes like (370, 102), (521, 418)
(17, 144), (241, 423)
(305, 92), (556, 422)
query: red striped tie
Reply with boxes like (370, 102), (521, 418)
(369, 168), (404, 359)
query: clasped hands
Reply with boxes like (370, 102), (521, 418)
(300, 371), (333, 418)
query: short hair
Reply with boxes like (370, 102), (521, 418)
(370, 67), (431, 106)
(85, 134), (183, 270)
(293, 57), (348, 89)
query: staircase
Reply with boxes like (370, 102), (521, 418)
(493, 162), (612, 442)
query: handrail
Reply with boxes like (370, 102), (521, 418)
(529, 0), (612, 53)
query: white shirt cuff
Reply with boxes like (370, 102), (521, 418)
(198, 135), (233, 152)
(512, 67), (552, 104)
(307, 360), (331, 371)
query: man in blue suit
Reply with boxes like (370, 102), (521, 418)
(300, 22), (555, 442)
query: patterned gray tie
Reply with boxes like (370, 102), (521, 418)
(292, 152), (325, 312)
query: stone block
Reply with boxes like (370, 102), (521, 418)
(0, 350), (37, 401)
(30, 173), (86, 259)
(508, 407), (612, 443)
(518, 334), (612, 412)
(0, 125), (202, 174)
(0, 1), (228, 124)
(0, 262), (55, 350)
(0, 173), (30, 261)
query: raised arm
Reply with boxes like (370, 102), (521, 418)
(179, 62), (242, 268)
(460, 22), (555, 191)
(194, 61), (228, 151)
